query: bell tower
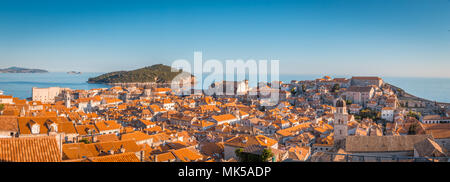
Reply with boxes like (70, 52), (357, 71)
(334, 98), (348, 142)
(144, 85), (152, 97)
(65, 91), (71, 108)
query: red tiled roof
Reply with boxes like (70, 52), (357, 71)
(88, 152), (140, 162)
(0, 136), (61, 162)
(0, 116), (18, 132)
(212, 114), (237, 122)
(351, 76), (382, 80)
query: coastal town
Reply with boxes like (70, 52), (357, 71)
(0, 76), (449, 162)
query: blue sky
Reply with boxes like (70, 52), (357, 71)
(0, 0), (449, 77)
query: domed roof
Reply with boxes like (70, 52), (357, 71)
(336, 98), (346, 107)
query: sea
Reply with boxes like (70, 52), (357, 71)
(0, 72), (449, 103)
(0, 73), (110, 99)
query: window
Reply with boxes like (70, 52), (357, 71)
(31, 124), (40, 134)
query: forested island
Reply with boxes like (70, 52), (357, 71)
(87, 64), (193, 84)
(0, 67), (48, 73)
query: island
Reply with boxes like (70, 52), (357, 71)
(67, 71), (82, 74)
(0, 66), (48, 73)
(87, 64), (195, 86)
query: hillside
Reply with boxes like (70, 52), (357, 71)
(0, 67), (48, 73)
(87, 64), (193, 84)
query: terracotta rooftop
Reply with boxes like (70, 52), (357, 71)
(96, 133), (119, 143)
(413, 138), (447, 157)
(0, 116), (18, 132)
(346, 86), (373, 93)
(87, 152), (140, 162)
(95, 120), (121, 132)
(86, 140), (142, 156)
(345, 135), (431, 153)
(423, 124), (450, 139)
(171, 147), (204, 162)
(154, 152), (176, 162)
(17, 116), (67, 135)
(62, 143), (95, 160)
(212, 114), (237, 122)
(423, 115), (442, 120)
(121, 131), (152, 142)
(0, 136), (61, 162)
(224, 135), (277, 148)
(351, 76), (382, 80)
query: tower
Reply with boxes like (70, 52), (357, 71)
(20, 107), (26, 117)
(144, 85), (152, 97)
(244, 79), (249, 92)
(334, 98), (348, 142)
(65, 92), (71, 108)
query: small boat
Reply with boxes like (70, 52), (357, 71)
(0, 90), (3, 95)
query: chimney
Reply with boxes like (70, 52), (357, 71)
(119, 146), (126, 153)
(140, 150), (145, 162)
(58, 134), (63, 161)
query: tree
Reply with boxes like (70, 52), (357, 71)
(301, 85), (306, 93)
(235, 148), (257, 162)
(79, 138), (91, 144)
(345, 100), (352, 105)
(290, 87), (297, 95)
(0, 104), (4, 111)
(235, 148), (243, 159)
(87, 64), (191, 84)
(331, 84), (340, 93)
(407, 111), (421, 120)
(235, 148), (274, 162)
(261, 148), (274, 162)
(358, 108), (379, 120)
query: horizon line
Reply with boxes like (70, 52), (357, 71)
(2, 71), (450, 80)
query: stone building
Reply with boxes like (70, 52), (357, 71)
(334, 98), (348, 143)
(350, 76), (383, 87)
(32, 87), (68, 103)
(344, 86), (375, 106)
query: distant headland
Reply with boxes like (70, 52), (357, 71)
(0, 67), (48, 73)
